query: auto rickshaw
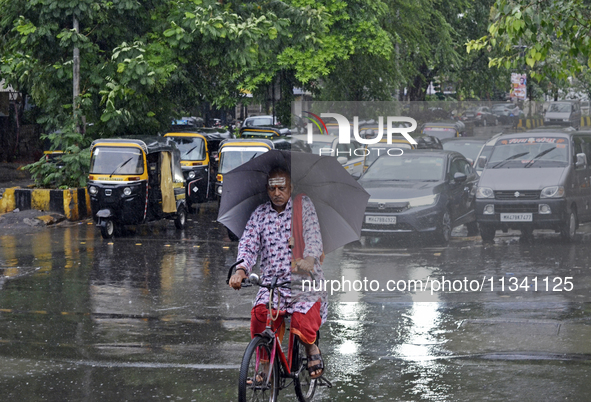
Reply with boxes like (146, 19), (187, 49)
(215, 138), (274, 199)
(87, 137), (187, 239)
(164, 131), (211, 211)
(164, 127), (233, 210)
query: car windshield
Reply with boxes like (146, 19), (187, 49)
(365, 143), (412, 166)
(487, 137), (569, 168)
(548, 103), (571, 113)
(363, 155), (445, 181)
(167, 136), (206, 161)
(90, 147), (144, 175)
(422, 127), (457, 139)
(442, 141), (484, 160)
(492, 105), (506, 111)
(245, 117), (273, 127)
(219, 147), (268, 174)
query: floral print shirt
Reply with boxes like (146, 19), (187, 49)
(237, 196), (327, 323)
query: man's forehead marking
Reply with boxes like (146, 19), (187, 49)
(268, 177), (286, 186)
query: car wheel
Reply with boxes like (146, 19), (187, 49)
(175, 205), (187, 229)
(480, 224), (496, 242)
(466, 221), (479, 236)
(100, 219), (115, 239)
(560, 209), (577, 242)
(435, 210), (452, 245)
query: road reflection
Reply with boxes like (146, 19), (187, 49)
(1, 210), (591, 400)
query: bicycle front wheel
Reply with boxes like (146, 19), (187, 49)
(238, 335), (279, 402)
(292, 338), (317, 402)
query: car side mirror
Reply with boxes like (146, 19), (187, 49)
(576, 153), (587, 168)
(453, 172), (467, 183)
(466, 158), (474, 166)
(477, 156), (487, 169)
(337, 156), (348, 165)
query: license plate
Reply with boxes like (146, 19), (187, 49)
(365, 216), (397, 225)
(500, 213), (532, 222)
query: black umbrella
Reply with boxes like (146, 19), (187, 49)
(217, 150), (370, 254)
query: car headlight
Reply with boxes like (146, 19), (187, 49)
(408, 194), (438, 208)
(188, 171), (196, 179)
(123, 187), (132, 196)
(563, 118), (570, 122)
(540, 186), (565, 198)
(476, 187), (494, 199)
(217, 186), (223, 195)
(89, 186), (98, 195)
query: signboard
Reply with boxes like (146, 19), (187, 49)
(510, 73), (527, 101)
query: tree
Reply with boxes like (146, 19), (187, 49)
(466, 0), (591, 85)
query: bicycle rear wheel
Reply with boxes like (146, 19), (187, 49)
(292, 338), (317, 402)
(238, 335), (279, 402)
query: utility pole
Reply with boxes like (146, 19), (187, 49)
(73, 16), (80, 130)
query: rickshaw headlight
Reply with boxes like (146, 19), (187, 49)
(217, 186), (223, 195)
(188, 171), (196, 179)
(89, 186), (98, 195)
(123, 187), (132, 196)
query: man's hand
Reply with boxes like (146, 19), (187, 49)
(229, 267), (248, 289)
(294, 256), (315, 273)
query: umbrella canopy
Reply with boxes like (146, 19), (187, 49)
(217, 150), (370, 254)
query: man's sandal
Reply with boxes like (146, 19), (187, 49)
(307, 350), (324, 379)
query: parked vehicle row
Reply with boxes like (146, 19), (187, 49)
(86, 126), (591, 246)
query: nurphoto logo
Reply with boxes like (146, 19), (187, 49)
(303, 111), (418, 145)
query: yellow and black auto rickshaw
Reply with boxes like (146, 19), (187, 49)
(164, 127), (232, 210)
(215, 138), (275, 199)
(87, 137), (187, 239)
(164, 131), (211, 211)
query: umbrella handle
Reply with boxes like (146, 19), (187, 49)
(226, 259), (245, 284)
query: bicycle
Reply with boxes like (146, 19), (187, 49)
(227, 260), (332, 402)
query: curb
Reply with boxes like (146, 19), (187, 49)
(0, 187), (91, 221)
(513, 118), (544, 130)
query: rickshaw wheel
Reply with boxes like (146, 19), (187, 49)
(175, 206), (187, 229)
(100, 219), (115, 239)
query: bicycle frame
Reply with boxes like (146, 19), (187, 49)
(256, 288), (301, 388)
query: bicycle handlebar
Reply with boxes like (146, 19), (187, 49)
(226, 260), (291, 290)
(226, 259), (245, 284)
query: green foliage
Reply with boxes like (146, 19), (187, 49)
(24, 116), (91, 189)
(466, 0), (591, 86)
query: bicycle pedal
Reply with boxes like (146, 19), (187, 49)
(315, 375), (333, 388)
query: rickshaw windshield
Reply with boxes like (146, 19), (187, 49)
(167, 136), (206, 161)
(219, 147), (268, 174)
(90, 147), (144, 175)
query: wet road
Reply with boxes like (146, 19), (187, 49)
(2, 205), (591, 401)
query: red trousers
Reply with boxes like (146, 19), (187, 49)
(250, 300), (321, 345)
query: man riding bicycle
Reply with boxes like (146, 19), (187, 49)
(228, 166), (328, 379)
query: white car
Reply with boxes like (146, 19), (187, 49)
(242, 115), (277, 127)
(292, 134), (364, 177)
